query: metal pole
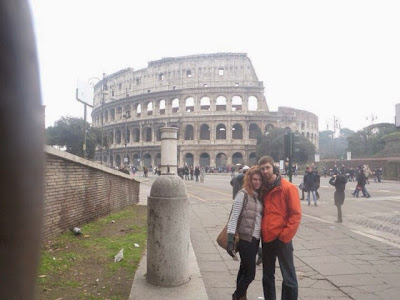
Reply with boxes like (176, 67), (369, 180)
(83, 103), (87, 158)
(100, 73), (105, 164)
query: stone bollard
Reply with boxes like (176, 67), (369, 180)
(160, 127), (178, 175)
(147, 175), (190, 286)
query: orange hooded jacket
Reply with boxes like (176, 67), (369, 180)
(262, 177), (301, 243)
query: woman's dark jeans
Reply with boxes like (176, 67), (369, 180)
(262, 238), (298, 300)
(234, 237), (259, 298)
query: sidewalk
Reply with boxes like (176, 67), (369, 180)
(131, 177), (400, 299)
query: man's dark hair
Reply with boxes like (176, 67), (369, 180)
(258, 155), (274, 166)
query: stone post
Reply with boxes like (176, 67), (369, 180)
(160, 127), (178, 174)
(147, 131), (190, 286)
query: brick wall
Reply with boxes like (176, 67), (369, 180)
(43, 146), (139, 241)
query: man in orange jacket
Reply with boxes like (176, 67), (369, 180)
(258, 156), (301, 300)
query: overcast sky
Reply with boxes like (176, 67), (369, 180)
(29, 0), (400, 132)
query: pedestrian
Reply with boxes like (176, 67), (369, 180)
(194, 166), (200, 182)
(258, 156), (301, 300)
(190, 166), (194, 180)
(226, 166), (264, 300)
(230, 165), (249, 199)
(200, 167), (205, 183)
(304, 165), (318, 206)
(363, 164), (371, 184)
(354, 169), (371, 198)
(329, 172), (348, 223)
(143, 166), (148, 178)
(184, 164), (189, 180)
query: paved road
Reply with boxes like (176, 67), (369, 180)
(139, 174), (400, 299)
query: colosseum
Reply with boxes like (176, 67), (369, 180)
(91, 53), (319, 169)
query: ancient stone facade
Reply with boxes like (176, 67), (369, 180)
(91, 53), (319, 168)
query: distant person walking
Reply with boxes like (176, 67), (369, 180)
(200, 167), (205, 183)
(227, 166), (263, 300)
(230, 166), (249, 200)
(329, 172), (348, 223)
(304, 165), (318, 206)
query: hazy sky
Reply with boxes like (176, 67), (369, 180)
(29, 0), (400, 131)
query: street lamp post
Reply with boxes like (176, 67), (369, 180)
(75, 88), (93, 159)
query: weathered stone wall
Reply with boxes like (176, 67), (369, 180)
(42, 146), (139, 241)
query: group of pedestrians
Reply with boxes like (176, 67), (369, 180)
(227, 156), (301, 300)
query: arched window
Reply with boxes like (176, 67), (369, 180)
(133, 128), (140, 142)
(232, 152), (243, 165)
(136, 104), (141, 117)
(105, 110), (109, 123)
(200, 96), (210, 110)
(116, 130), (121, 144)
(159, 99), (166, 115)
(216, 96), (226, 111)
(133, 154), (140, 166)
(232, 123), (243, 139)
(145, 127), (152, 142)
(249, 152), (257, 166)
(116, 106), (122, 119)
(265, 124), (274, 135)
(147, 102), (153, 116)
(200, 124), (210, 140)
(185, 153), (194, 167)
(116, 154), (121, 167)
(156, 126), (162, 141)
(172, 98), (179, 113)
(232, 96), (242, 111)
(109, 131), (114, 144)
(143, 153), (152, 167)
(216, 124), (226, 140)
(155, 153), (161, 167)
(185, 125), (194, 140)
(248, 96), (258, 111)
(216, 153), (227, 168)
(185, 97), (194, 112)
(200, 153), (210, 167)
(249, 123), (261, 139)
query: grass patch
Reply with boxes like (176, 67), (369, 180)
(36, 205), (147, 300)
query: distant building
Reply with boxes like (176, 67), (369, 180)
(91, 53), (318, 168)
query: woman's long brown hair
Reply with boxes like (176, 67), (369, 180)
(243, 165), (263, 196)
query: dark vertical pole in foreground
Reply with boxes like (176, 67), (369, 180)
(0, 1), (44, 299)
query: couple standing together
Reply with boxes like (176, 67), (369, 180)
(227, 156), (302, 300)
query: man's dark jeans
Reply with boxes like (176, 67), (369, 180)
(234, 237), (259, 298)
(262, 238), (298, 300)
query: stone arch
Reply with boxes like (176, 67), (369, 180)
(133, 128), (140, 142)
(155, 153), (161, 167)
(249, 152), (257, 166)
(159, 99), (166, 115)
(147, 102), (153, 116)
(249, 123), (261, 139)
(143, 153), (152, 167)
(265, 124), (274, 134)
(232, 152), (243, 165)
(200, 152), (210, 167)
(116, 130), (121, 144)
(232, 123), (243, 139)
(110, 108), (115, 121)
(200, 96), (210, 110)
(216, 153), (227, 168)
(136, 104), (141, 117)
(132, 153), (140, 166)
(109, 131), (114, 144)
(200, 124), (210, 140)
(172, 98), (179, 113)
(232, 95), (242, 111)
(216, 123), (226, 140)
(248, 96), (258, 111)
(185, 97), (194, 112)
(156, 126), (162, 141)
(216, 96), (227, 111)
(144, 127), (152, 142)
(185, 153), (194, 167)
(185, 124), (194, 140)
(116, 154), (121, 167)
(116, 106), (122, 120)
